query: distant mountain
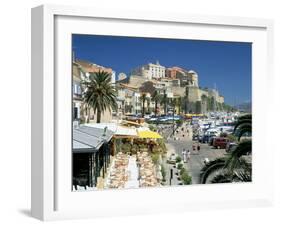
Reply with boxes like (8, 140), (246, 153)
(234, 101), (252, 113)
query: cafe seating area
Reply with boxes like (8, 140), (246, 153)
(137, 152), (160, 187)
(107, 152), (129, 189)
(105, 151), (160, 189)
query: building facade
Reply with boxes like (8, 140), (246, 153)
(118, 72), (127, 81)
(132, 61), (166, 80)
(73, 59), (116, 124)
(165, 66), (185, 79)
(119, 63), (226, 114)
(72, 62), (83, 123)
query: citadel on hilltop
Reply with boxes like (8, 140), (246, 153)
(116, 61), (224, 115)
(72, 59), (225, 124)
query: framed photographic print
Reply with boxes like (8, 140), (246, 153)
(31, 4), (274, 221)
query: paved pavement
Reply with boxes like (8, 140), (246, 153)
(161, 143), (182, 186)
(159, 123), (226, 184)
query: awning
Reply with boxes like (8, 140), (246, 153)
(73, 125), (113, 153)
(73, 140), (96, 153)
(137, 130), (162, 139)
(121, 120), (142, 127)
(85, 123), (138, 137)
(75, 125), (113, 141)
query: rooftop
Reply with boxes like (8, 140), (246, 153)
(73, 125), (113, 153)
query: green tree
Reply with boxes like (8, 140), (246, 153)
(152, 90), (161, 116)
(146, 97), (151, 114)
(162, 89), (168, 115)
(82, 71), (117, 123)
(175, 156), (182, 163)
(140, 93), (147, 118)
(181, 171), (192, 185)
(177, 96), (182, 114)
(184, 86), (189, 114)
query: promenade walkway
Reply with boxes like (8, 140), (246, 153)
(124, 156), (139, 189)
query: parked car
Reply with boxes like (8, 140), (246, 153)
(166, 153), (177, 164)
(198, 134), (204, 143)
(213, 137), (229, 149)
(192, 134), (199, 141)
(144, 114), (151, 119)
(208, 136), (216, 146)
(202, 134), (216, 143)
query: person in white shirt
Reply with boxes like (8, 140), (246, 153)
(182, 149), (187, 163)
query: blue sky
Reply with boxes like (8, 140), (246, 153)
(72, 34), (252, 106)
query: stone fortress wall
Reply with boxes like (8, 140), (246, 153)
(126, 62), (224, 105)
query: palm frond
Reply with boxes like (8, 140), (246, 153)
(224, 140), (252, 172)
(199, 158), (226, 184)
(211, 173), (232, 183)
(233, 114), (252, 132)
(82, 71), (117, 123)
(234, 170), (252, 182)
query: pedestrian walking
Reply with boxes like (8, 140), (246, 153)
(186, 150), (191, 162)
(182, 149), (187, 163)
(192, 142), (196, 151)
(197, 143), (201, 153)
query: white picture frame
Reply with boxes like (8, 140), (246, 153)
(31, 4), (274, 221)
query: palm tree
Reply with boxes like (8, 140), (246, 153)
(161, 89), (168, 115)
(177, 96), (182, 114)
(233, 114), (252, 141)
(140, 93), (147, 118)
(199, 114), (252, 184)
(184, 86), (189, 114)
(211, 173), (232, 183)
(224, 140), (251, 171)
(163, 90), (168, 115)
(82, 71), (117, 123)
(200, 140), (252, 184)
(172, 97), (181, 114)
(152, 90), (161, 116)
(210, 158), (252, 183)
(200, 158), (226, 184)
(147, 96), (151, 114)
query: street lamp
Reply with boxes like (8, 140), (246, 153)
(170, 167), (173, 185)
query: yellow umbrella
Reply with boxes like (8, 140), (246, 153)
(138, 130), (162, 139)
